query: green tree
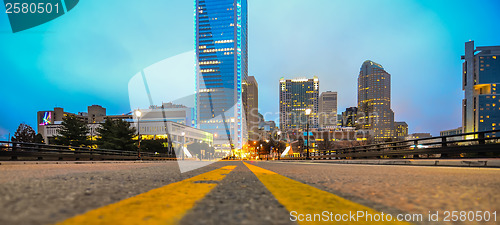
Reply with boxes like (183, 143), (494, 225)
(11, 123), (36, 143)
(96, 119), (136, 151)
(54, 115), (89, 147)
(34, 133), (45, 144)
(141, 139), (167, 153)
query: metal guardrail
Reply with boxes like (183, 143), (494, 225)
(0, 141), (176, 161)
(282, 130), (500, 160)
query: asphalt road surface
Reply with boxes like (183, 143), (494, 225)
(0, 161), (498, 225)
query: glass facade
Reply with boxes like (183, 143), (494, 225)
(279, 77), (319, 130)
(357, 60), (395, 141)
(319, 91), (338, 128)
(462, 41), (500, 136)
(195, 0), (248, 149)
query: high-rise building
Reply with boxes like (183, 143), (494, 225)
(246, 76), (259, 140)
(279, 77), (319, 130)
(195, 0), (248, 150)
(462, 41), (500, 137)
(357, 60), (395, 141)
(87, 105), (106, 124)
(336, 114), (343, 126)
(319, 91), (338, 128)
(394, 121), (408, 140)
(341, 107), (357, 127)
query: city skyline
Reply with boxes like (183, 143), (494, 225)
(1, 0), (500, 139)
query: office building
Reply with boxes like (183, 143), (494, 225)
(357, 60), (395, 141)
(246, 76), (259, 140)
(87, 105), (106, 123)
(279, 77), (319, 130)
(462, 41), (500, 137)
(440, 127), (463, 142)
(440, 127), (463, 137)
(319, 91), (338, 128)
(195, 0), (248, 150)
(406, 133), (432, 140)
(337, 114), (343, 126)
(341, 107), (357, 127)
(258, 120), (278, 141)
(145, 103), (195, 127)
(394, 121), (408, 140)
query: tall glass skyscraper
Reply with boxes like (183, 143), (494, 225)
(195, 0), (248, 150)
(462, 41), (500, 136)
(279, 77), (319, 130)
(319, 91), (338, 128)
(357, 60), (395, 141)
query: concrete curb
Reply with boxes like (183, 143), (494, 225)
(0, 161), (172, 165)
(0, 159), (222, 166)
(280, 159), (500, 168)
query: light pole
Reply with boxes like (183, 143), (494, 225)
(265, 139), (270, 159)
(181, 132), (186, 160)
(90, 124), (94, 146)
(135, 110), (142, 160)
(277, 131), (282, 160)
(305, 108), (312, 160)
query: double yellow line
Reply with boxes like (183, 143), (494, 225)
(244, 162), (410, 225)
(57, 166), (236, 225)
(57, 163), (411, 225)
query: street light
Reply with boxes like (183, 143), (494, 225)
(276, 130), (282, 160)
(135, 110), (142, 160)
(305, 108), (312, 160)
(181, 132), (186, 160)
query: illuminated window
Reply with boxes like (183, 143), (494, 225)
(480, 120), (484, 122)
(494, 56), (497, 59)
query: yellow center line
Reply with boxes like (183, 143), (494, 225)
(56, 165), (237, 225)
(243, 162), (412, 225)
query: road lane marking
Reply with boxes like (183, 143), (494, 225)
(56, 165), (236, 225)
(243, 162), (412, 224)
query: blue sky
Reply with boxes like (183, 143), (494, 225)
(1, 0), (499, 140)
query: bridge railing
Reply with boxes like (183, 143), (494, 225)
(282, 130), (500, 160)
(0, 140), (176, 161)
